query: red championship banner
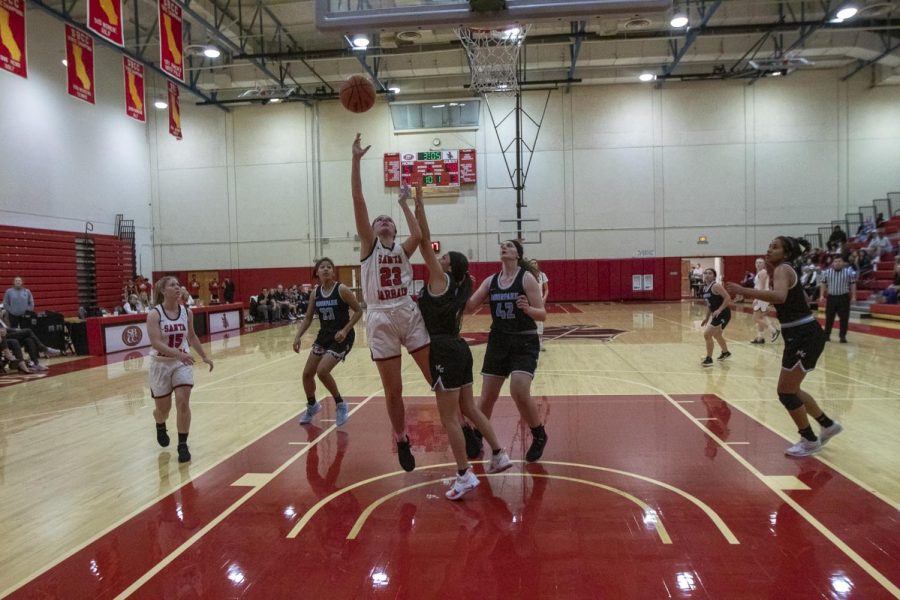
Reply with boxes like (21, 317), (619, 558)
(158, 0), (183, 81)
(87, 0), (123, 46)
(123, 57), (145, 122)
(65, 25), (95, 104)
(167, 80), (182, 139)
(0, 0), (27, 79)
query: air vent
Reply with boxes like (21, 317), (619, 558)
(397, 31), (423, 42)
(624, 18), (652, 29)
(749, 57), (812, 71)
(856, 1), (896, 17)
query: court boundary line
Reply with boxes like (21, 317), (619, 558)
(575, 368), (900, 598)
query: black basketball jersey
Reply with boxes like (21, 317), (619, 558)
(774, 266), (812, 324)
(489, 268), (537, 334)
(418, 274), (463, 337)
(315, 283), (351, 333)
(702, 282), (727, 313)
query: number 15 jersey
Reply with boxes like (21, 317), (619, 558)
(150, 304), (190, 356)
(361, 239), (415, 311)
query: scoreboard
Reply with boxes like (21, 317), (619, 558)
(383, 149), (477, 188)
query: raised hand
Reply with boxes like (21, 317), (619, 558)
(352, 133), (371, 159)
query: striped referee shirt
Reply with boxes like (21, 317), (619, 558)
(820, 266), (857, 296)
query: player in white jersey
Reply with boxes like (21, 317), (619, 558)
(352, 133), (431, 472)
(750, 258), (781, 344)
(148, 276), (214, 463)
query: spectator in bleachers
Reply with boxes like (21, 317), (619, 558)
(800, 263), (820, 302)
(179, 287), (196, 307)
(271, 284), (294, 320)
(875, 212), (886, 228)
(256, 288), (275, 323)
(223, 277), (235, 304)
(882, 260), (900, 305)
(866, 229), (892, 262)
(123, 294), (145, 314)
(848, 249), (873, 279)
(856, 217), (875, 240)
(189, 275), (201, 300)
(209, 278), (220, 304)
(3, 276), (34, 328)
(138, 276), (150, 299)
(827, 225), (847, 252)
(298, 285), (311, 316)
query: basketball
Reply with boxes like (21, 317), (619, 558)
(339, 75), (376, 113)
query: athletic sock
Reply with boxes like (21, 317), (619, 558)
(492, 448), (502, 456)
(306, 396), (316, 407)
(457, 469), (467, 477)
(334, 396), (344, 405)
(814, 413), (834, 428)
(178, 432), (189, 445)
(799, 426), (818, 442)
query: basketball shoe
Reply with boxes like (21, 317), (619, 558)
(299, 402), (321, 424)
(819, 421), (843, 445)
(397, 435), (415, 472)
(335, 402), (349, 427)
(785, 438), (821, 457)
(446, 468), (479, 500)
(487, 450), (513, 474)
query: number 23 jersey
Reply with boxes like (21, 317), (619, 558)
(361, 239), (415, 311)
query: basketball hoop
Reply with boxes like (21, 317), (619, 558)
(455, 25), (529, 95)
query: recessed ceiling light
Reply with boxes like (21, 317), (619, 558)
(352, 34), (370, 49)
(639, 72), (656, 82)
(62, 59), (67, 66)
(670, 12), (689, 27)
(388, 86), (400, 93)
(203, 46), (221, 58)
(154, 100), (168, 109)
(432, 104), (446, 108)
(268, 98), (282, 103)
(835, 5), (858, 19)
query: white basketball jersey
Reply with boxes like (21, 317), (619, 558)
(754, 270), (769, 291)
(150, 304), (190, 356)
(361, 239), (415, 311)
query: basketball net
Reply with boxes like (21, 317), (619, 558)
(455, 26), (530, 95)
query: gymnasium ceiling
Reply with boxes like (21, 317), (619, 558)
(34, 0), (900, 105)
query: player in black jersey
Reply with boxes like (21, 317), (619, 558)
(293, 257), (362, 428)
(466, 239), (548, 462)
(413, 186), (513, 500)
(699, 268), (733, 367)
(726, 236), (842, 457)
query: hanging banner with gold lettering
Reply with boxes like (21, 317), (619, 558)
(123, 57), (145, 122)
(158, 0), (183, 81)
(0, 0), (27, 79)
(168, 80), (181, 139)
(87, 0), (123, 46)
(66, 25), (95, 104)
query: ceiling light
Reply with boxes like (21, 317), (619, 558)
(388, 86), (400, 93)
(771, 70), (783, 77)
(203, 46), (221, 58)
(62, 59), (68, 66)
(154, 100), (168, 109)
(352, 34), (370, 49)
(432, 104), (446, 108)
(639, 72), (656, 82)
(835, 5), (858, 19)
(670, 12), (689, 27)
(268, 98), (282, 104)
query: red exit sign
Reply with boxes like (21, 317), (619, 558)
(431, 241), (440, 252)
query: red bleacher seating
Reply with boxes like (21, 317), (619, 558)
(871, 304), (900, 321)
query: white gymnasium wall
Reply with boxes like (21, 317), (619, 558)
(0, 10), (152, 269)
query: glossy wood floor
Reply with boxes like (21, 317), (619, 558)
(1, 302), (898, 598)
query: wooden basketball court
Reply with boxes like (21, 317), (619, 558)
(1, 302), (898, 598)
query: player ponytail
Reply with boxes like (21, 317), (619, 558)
(153, 276), (177, 307)
(775, 236), (811, 273)
(447, 251), (472, 331)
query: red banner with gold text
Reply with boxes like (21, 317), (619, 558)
(66, 25), (95, 104)
(158, 0), (183, 81)
(168, 80), (182, 139)
(87, 0), (123, 46)
(123, 57), (145, 122)
(0, 0), (27, 79)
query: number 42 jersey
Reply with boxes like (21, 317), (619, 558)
(489, 268), (537, 334)
(361, 239), (415, 311)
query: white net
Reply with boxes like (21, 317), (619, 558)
(455, 26), (530, 95)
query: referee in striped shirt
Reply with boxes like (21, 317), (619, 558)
(819, 255), (857, 343)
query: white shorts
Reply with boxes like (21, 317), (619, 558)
(752, 299), (770, 312)
(149, 356), (194, 398)
(366, 303), (430, 361)
(536, 321), (545, 335)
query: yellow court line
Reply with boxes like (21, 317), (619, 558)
(578, 365), (900, 599)
(346, 473), (671, 544)
(111, 389), (384, 600)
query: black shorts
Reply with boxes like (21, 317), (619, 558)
(710, 308), (731, 329)
(429, 335), (473, 391)
(481, 330), (540, 378)
(312, 328), (355, 361)
(781, 321), (825, 372)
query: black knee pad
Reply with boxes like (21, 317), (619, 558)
(778, 393), (803, 410)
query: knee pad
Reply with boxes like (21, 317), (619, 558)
(778, 393), (803, 411)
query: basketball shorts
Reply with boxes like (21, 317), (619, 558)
(536, 321), (545, 335)
(149, 356), (193, 398)
(710, 308), (731, 329)
(313, 328), (355, 361)
(366, 303), (430, 361)
(781, 321), (825, 372)
(429, 335), (473, 391)
(752, 299), (770, 312)
(481, 330), (540, 378)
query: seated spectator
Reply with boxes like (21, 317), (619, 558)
(256, 288), (275, 323)
(800, 264), (820, 302)
(866, 230), (892, 262)
(883, 260), (900, 305)
(856, 217), (875, 240)
(0, 315), (59, 370)
(298, 285), (311, 316)
(179, 287), (196, 307)
(122, 294), (145, 314)
(139, 291), (150, 307)
(1, 338), (33, 373)
(827, 225), (847, 252)
(848, 249), (874, 279)
(876, 212), (886, 228)
(271, 284), (295, 320)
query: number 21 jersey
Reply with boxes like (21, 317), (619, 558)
(361, 239), (414, 311)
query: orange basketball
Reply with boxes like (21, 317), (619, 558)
(339, 75), (376, 113)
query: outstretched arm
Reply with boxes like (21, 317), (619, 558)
(399, 192), (422, 258)
(726, 264), (791, 304)
(466, 277), (491, 312)
(413, 181), (447, 295)
(351, 133), (375, 259)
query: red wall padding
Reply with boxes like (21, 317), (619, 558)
(1, 225), (132, 316)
